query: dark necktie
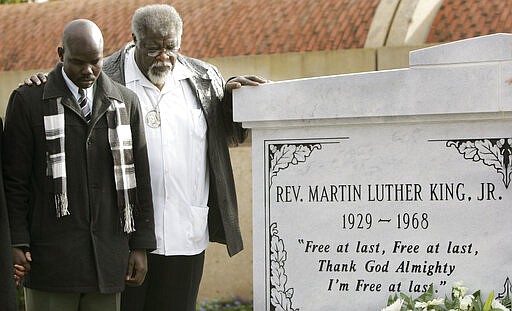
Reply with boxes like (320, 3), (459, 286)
(78, 88), (92, 123)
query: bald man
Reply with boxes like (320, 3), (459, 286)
(3, 19), (155, 311)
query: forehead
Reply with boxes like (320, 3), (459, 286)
(64, 35), (103, 57)
(139, 27), (180, 45)
(65, 45), (103, 63)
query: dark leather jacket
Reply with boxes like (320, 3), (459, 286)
(103, 43), (245, 256)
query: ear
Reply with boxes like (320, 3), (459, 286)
(57, 47), (64, 62)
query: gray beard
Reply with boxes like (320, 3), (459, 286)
(147, 62), (172, 86)
(148, 70), (168, 86)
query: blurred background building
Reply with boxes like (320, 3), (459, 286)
(0, 0), (510, 302)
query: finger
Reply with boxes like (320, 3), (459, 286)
(248, 75), (269, 83)
(131, 270), (143, 286)
(22, 78), (33, 87)
(239, 76), (270, 86)
(235, 77), (260, 86)
(241, 80), (260, 86)
(30, 75), (42, 86)
(14, 264), (25, 271)
(25, 251), (32, 262)
(124, 270), (141, 286)
(14, 270), (25, 278)
(226, 81), (242, 92)
(126, 261), (134, 281)
(125, 272), (144, 287)
(134, 265), (147, 285)
(240, 75), (269, 84)
(14, 265), (26, 275)
(37, 73), (47, 83)
(13, 265), (25, 278)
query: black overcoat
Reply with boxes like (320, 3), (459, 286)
(2, 64), (156, 293)
(0, 118), (17, 310)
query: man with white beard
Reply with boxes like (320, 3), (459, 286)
(101, 4), (268, 311)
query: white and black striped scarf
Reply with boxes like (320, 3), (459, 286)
(44, 97), (137, 233)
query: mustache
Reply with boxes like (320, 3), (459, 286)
(150, 61), (173, 69)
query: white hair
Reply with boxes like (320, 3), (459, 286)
(132, 4), (183, 45)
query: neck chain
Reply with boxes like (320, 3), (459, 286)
(144, 87), (163, 128)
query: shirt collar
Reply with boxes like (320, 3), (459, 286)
(61, 67), (94, 102)
(125, 46), (194, 90)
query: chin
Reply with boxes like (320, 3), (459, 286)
(148, 70), (169, 86)
(78, 80), (95, 89)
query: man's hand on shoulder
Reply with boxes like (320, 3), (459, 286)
(19, 72), (48, 87)
(226, 75), (270, 92)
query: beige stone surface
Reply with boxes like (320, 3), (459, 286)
(377, 45), (427, 70)
(386, 0), (421, 46)
(365, 0), (401, 48)
(404, 0), (444, 45)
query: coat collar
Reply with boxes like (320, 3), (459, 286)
(43, 63), (125, 125)
(177, 55), (213, 113)
(90, 72), (125, 123)
(177, 54), (210, 80)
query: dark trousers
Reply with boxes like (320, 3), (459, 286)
(121, 251), (205, 311)
(25, 288), (120, 311)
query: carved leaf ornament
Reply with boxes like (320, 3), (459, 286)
(446, 138), (512, 188)
(269, 223), (299, 311)
(269, 143), (322, 186)
(497, 277), (512, 308)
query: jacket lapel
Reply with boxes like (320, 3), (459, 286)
(177, 55), (213, 117)
(43, 64), (83, 118)
(188, 76), (212, 117)
(90, 72), (125, 125)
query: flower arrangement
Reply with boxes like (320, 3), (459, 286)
(196, 296), (253, 311)
(382, 282), (511, 311)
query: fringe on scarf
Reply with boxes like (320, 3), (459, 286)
(123, 203), (135, 234)
(54, 193), (70, 218)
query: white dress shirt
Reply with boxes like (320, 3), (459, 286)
(124, 47), (210, 255)
(61, 68), (94, 110)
